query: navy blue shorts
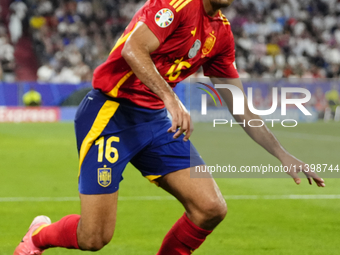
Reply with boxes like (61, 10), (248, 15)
(75, 89), (205, 195)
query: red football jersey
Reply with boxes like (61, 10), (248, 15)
(93, 0), (239, 109)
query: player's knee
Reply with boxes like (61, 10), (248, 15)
(200, 199), (227, 226)
(78, 231), (113, 251)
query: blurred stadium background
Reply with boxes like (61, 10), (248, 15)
(1, 0), (340, 120)
(0, 0), (340, 254)
(3, 0), (340, 81)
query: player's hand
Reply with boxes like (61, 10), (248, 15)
(280, 154), (325, 187)
(164, 95), (193, 141)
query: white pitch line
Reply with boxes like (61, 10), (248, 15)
(0, 194), (340, 202)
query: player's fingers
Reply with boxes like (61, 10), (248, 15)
(190, 118), (194, 134)
(288, 170), (301, 185)
(303, 170), (325, 187)
(294, 178), (301, 185)
(314, 178), (325, 187)
(173, 127), (185, 139)
(183, 126), (191, 141)
(183, 116), (191, 141)
(305, 171), (325, 187)
(291, 175), (301, 184)
(174, 115), (187, 139)
(168, 116), (178, 133)
(302, 167), (313, 185)
(307, 177), (312, 185)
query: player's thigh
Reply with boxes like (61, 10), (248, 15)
(131, 118), (205, 182)
(78, 192), (118, 248)
(75, 89), (154, 195)
(157, 167), (226, 230)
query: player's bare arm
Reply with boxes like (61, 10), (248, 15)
(212, 77), (325, 187)
(121, 22), (192, 141)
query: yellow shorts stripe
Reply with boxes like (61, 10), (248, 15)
(78, 100), (120, 177)
(145, 175), (162, 186)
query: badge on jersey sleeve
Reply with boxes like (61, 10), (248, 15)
(155, 9), (174, 28)
(98, 166), (112, 187)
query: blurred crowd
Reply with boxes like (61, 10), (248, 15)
(1, 0), (28, 82)
(29, 0), (143, 83)
(2, 0), (340, 83)
(228, 0), (340, 79)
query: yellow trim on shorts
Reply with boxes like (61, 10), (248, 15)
(145, 175), (162, 186)
(106, 71), (134, 98)
(78, 101), (120, 177)
(32, 224), (49, 236)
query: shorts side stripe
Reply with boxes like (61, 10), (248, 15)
(145, 175), (162, 186)
(78, 100), (120, 177)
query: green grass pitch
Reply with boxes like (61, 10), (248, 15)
(0, 121), (340, 254)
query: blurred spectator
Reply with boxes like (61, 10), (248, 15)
(37, 62), (55, 82)
(52, 65), (81, 84)
(0, 62), (3, 81)
(74, 61), (92, 81)
(23, 87), (42, 106)
(251, 88), (264, 108)
(0, 26), (15, 82)
(238, 68), (250, 79)
(9, 0), (27, 44)
(310, 86), (328, 119)
(325, 84), (340, 114)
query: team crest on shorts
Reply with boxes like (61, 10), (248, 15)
(98, 167), (112, 187)
(155, 9), (174, 28)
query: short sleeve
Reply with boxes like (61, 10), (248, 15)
(202, 29), (239, 79)
(140, 0), (183, 45)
